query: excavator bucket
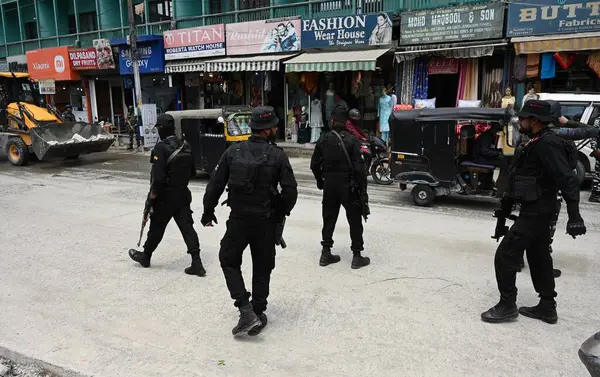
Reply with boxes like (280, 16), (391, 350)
(29, 122), (114, 160)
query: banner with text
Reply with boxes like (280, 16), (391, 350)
(164, 24), (225, 60)
(507, 0), (600, 36)
(400, 3), (505, 46)
(302, 12), (393, 49)
(118, 40), (164, 75)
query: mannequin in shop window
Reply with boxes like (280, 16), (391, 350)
(378, 88), (393, 143)
(310, 98), (324, 143)
(501, 87), (516, 109)
(325, 82), (336, 125)
(521, 85), (538, 109)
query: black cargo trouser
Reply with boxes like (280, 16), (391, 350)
(321, 176), (364, 252)
(495, 213), (556, 303)
(219, 215), (276, 314)
(143, 189), (200, 257)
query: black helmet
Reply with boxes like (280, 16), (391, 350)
(349, 108), (361, 121)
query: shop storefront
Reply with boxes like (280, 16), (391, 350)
(283, 12), (394, 143)
(397, 3), (507, 109)
(196, 18), (301, 138)
(163, 24), (226, 110)
(113, 35), (177, 115)
(26, 46), (89, 121)
(507, 0), (600, 105)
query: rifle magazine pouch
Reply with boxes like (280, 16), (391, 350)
(512, 175), (540, 202)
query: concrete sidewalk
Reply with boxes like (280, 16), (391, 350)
(0, 170), (599, 377)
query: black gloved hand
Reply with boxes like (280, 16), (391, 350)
(566, 218), (586, 239)
(316, 179), (324, 190)
(201, 213), (218, 227)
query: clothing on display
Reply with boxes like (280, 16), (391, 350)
(456, 59), (479, 105)
(391, 93), (398, 108)
(378, 93), (393, 139)
(540, 53), (556, 79)
(501, 88), (516, 109)
(412, 59), (428, 101)
(310, 99), (324, 143)
(526, 54), (540, 78)
(301, 73), (318, 95)
(400, 59), (415, 105)
(587, 52), (600, 79)
(325, 89), (336, 121)
(264, 72), (272, 92)
(514, 55), (527, 81)
(521, 89), (539, 109)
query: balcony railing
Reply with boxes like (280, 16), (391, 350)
(0, 0), (480, 58)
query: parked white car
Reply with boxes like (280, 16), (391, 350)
(537, 93), (599, 183)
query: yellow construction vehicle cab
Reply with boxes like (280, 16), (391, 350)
(0, 72), (114, 166)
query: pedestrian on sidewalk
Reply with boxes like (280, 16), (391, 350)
(201, 106), (298, 337)
(311, 106), (370, 269)
(481, 100), (585, 325)
(129, 114), (206, 277)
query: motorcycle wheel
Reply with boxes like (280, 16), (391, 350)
(371, 158), (393, 185)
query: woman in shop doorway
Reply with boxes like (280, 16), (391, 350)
(378, 87), (393, 143)
(369, 13), (392, 46)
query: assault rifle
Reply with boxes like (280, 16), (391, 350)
(491, 197), (517, 242)
(271, 187), (288, 249)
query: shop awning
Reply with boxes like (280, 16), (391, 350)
(284, 48), (390, 72)
(165, 59), (206, 74)
(512, 32), (600, 55)
(394, 41), (507, 62)
(204, 54), (297, 72)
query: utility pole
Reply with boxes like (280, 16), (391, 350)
(127, 0), (143, 120)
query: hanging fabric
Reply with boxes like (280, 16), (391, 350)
(554, 52), (577, 70)
(526, 54), (540, 78)
(540, 53), (556, 79)
(456, 60), (468, 106)
(412, 58), (428, 100)
(514, 55), (527, 81)
(400, 60), (415, 105)
(587, 52), (600, 79)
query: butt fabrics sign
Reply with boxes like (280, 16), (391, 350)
(226, 18), (302, 56)
(26, 47), (80, 81)
(507, 0), (600, 36)
(163, 24), (225, 60)
(118, 40), (165, 75)
(302, 13), (393, 49)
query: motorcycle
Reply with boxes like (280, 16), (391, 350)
(360, 135), (393, 185)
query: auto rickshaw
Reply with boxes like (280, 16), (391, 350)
(166, 106), (253, 174)
(389, 107), (517, 206)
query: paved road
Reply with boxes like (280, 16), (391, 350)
(0, 150), (599, 377)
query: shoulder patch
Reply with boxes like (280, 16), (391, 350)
(153, 155), (159, 161)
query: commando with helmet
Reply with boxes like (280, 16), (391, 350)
(201, 106), (298, 337)
(128, 113), (206, 277)
(481, 100), (586, 325)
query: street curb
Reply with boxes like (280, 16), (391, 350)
(0, 346), (91, 377)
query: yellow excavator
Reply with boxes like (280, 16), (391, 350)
(0, 72), (114, 166)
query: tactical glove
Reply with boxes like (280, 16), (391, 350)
(201, 213), (218, 227)
(316, 179), (324, 190)
(566, 218), (586, 239)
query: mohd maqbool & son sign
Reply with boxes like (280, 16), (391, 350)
(507, 0), (600, 36)
(400, 3), (505, 45)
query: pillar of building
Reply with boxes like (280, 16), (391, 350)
(37, 0), (57, 38)
(98, 0), (121, 29)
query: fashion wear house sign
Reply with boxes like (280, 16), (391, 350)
(507, 0), (600, 36)
(400, 3), (505, 45)
(301, 12), (393, 48)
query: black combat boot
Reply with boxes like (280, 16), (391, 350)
(319, 247), (341, 267)
(129, 249), (151, 268)
(351, 252), (370, 269)
(185, 258), (206, 277)
(519, 299), (558, 324)
(232, 303), (261, 336)
(481, 300), (519, 323)
(248, 313), (268, 336)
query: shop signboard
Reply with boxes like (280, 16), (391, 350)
(141, 104), (159, 148)
(400, 3), (505, 45)
(301, 12), (393, 49)
(26, 47), (80, 81)
(38, 80), (56, 95)
(93, 39), (116, 69)
(69, 48), (100, 70)
(226, 18), (302, 56)
(428, 58), (459, 74)
(507, 0), (600, 36)
(118, 40), (164, 75)
(164, 24), (226, 60)
(7, 55), (28, 73)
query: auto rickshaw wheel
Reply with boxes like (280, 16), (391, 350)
(412, 184), (434, 207)
(6, 137), (29, 166)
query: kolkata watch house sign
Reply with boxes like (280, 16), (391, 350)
(507, 0), (600, 36)
(400, 3), (505, 45)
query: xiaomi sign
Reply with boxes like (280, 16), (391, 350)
(26, 47), (80, 81)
